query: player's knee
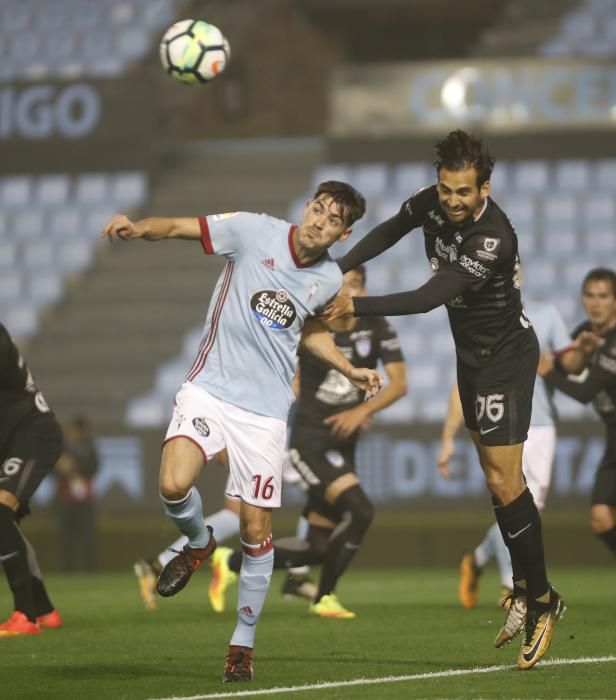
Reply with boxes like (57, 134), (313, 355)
(241, 519), (271, 545)
(590, 506), (613, 533)
(159, 474), (192, 502)
(335, 486), (374, 540)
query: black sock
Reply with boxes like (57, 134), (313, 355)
(492, 497), (526, 583)
(316, 486), (374, 602)
(494, 488), (549, 601)
(31, 577), (54, 617)
(597, 527), (616, 557)
(229, 550), (243, 574)
(0, 504), (36, 621)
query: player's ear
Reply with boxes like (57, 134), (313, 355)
(480, 180), (491, 198)
(340, 227), (352, 241)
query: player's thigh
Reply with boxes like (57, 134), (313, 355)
(0, 416), (62, 513)
(162, 382), (227, 494)
(288, 440), (355, 506)
(522, 425), (556, 509)
(224, 405), (287, 508)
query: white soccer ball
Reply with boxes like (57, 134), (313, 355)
(159, 19), (230, 85)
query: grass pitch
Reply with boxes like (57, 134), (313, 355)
(2, 567), (615, 699)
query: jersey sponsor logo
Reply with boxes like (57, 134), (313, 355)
(476, 249), (497, 262)
(435, 237), (450, 261)
(459, 254), (489, 278)
(483, 237), (499, 252)
(354, 336), (372, 358)
(260, 258), (276, 271)
(212, 212), (239, 221)
(446, 295), (466, 308)
(598, 353), (616, 375)
(192, 417), (210, 437)
(381, 337), (401, 351)
(250, 289), (297, 330)
(428, 209), (445, 226)
(325, 450), (345, 468)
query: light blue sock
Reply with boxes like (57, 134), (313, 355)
(158, 507), (239, 567)
(492, 524), (513, 588)
(161, 488), (211, 549)
(474, 522), (497, 568)
(230, 543), (274, 648)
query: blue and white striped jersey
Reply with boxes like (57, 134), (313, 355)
(186, 212), (343, 420)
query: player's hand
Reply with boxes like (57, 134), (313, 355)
(320, 294), (355, 323)
(571, 330), (604, 355)
(536, 352), (554, 377)
(323, 404), (370, 439)
(348, 367), (383, 398)
(437, 438), (454, 479)
(102, 214), (141, 241)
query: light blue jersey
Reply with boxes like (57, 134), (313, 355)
(186, 212), (343, 420)
(523, 300), (571, 426)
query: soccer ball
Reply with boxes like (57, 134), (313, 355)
(159, 19), (230, 85)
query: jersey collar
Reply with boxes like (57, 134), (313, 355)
(288, 225), (325, 268)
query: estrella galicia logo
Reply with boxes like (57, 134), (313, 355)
(250, 289), (297, 330)
(192, 417), (210, 437)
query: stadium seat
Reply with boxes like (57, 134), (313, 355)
(0, 241), (17, 269)
(554, 160), (591, 191)
(57, 238), (94, 272)
(0, 271), (22, 302)
(75, 174), (109, 205)
(36, 175), (71, 207)
(22, 241), (55, 269)
(5, 303), (39, 339)
(391, 163), (432, 195)
(352, 164), (389, 197)
(512, 161), (550, 192)
(110, 172), (148, 207)
(27, 271), (63, 305)
(1, 176), (32, 207)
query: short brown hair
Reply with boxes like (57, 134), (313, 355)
(582, 267), (616, 296)
(313, 180), (366, 226)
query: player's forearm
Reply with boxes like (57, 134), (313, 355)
(362, 379), (407, 417)
(338, 216), (409, 273)
(301, 324), (355, 378)
(133, 217), (200, 241)
(543, 368), (598, 404)
(556, 348), (588, 375)
(441, 385), (464, 440)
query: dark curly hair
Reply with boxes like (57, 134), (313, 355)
(582, 268), (616, 296)
(313, 180), (366, 226)
(433, 130), (495, 188)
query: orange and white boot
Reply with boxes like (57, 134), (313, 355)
(0, 611), (41, 637)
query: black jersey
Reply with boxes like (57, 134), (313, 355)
(0, 323), (53, 448)
(292, 316), (403, 439)
(340, 185), (533, 368)
(546, 322), (616, 435)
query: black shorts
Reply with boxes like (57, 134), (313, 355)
(458, 329), (539, 446)
(0, 416), (63, 518)
(288, 434), (356, 522)
(591, 445), (616, 507)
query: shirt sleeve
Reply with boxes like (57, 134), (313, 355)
(198, 212), (261, 259)
(544, 339), (616, 403)
(338, 186), (434, 273)
(353, 230), (506, 317)
(376, 318), (405, 364)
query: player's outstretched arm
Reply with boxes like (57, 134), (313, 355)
(438, 384), (465, 479)
(300, 318), (383, 396)
(102, 215), (201, 242)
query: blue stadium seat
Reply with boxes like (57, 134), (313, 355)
(5, 303), (39, 339)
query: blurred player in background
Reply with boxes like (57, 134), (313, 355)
(209, 266), (407, 619)
(0, 323), (63, 636)
(102, 181), (382, 682)
(322, 130), (580, 669)
(538, 268), (616, 560)
(438, 291), (571, 608)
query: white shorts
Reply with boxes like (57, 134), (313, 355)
(164, 382), (287, 508)
(522, 425), (556, 510)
